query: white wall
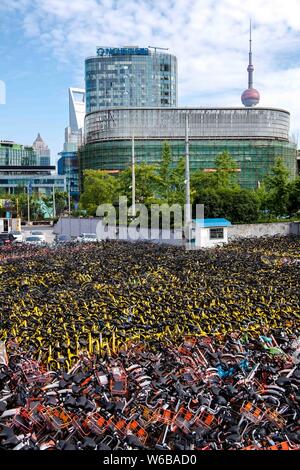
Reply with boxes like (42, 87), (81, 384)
(228, 222), (291, 239)
(54, 218), (299, 245)
(54, 217), (99, 237)
(196, 226), (228, 248)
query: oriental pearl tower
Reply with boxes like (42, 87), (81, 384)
(241, 21), (260, 107)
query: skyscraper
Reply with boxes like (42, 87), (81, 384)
(32, 133), (51, 166)
(57, 88), (85, 197)
(65, 88), (85, 150)
(85, 46), (177, 113)
(69, 87), (85, 131)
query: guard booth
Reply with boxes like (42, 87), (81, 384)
(0, 217), (21, 233)
(193, 218), (231, 248)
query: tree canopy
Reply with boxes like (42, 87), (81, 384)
(80, 170), (119, 216)
(264, 157), (291, 217)
(78, 146), (299, 223)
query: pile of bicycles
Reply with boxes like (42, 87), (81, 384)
(1, 331), (299, 450)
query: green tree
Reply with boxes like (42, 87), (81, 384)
(12, 193), (27, 219)
(191, 170), (217, 196)
(215, 151), (239, 189)
(157, 142), (173, 202)
(167, 157), (186, 206)
(193, 187), (259, 223)
(80, 170), (119, 215)
(191, 151), (239, 200)
(55, 192), (68, 216)
(255, 183), (271, 220)
(287, 176), (300, 216)
(118, 163), (160, 206)
(222, 188), (260, 223)
(193, 189), (223, 219)
(155, 142), (185, 205)
(264, 157), (290, 216)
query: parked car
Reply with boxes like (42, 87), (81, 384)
(11, 230), (23, 243)
(0, 232), (16, 246)
(30, 230), (46, 242)
(24, 235), (45, 246)
(55, 234), (72, 244)
(76, 233), (99, 243)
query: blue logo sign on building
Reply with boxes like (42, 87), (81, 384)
(97, 47), (149, 57)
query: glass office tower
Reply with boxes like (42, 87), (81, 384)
(85, 47), (177, 113)
(57, 151), (79, 196)
(0, 141), (65, 194)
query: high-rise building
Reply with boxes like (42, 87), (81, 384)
(57, 151), (79, 197)
(32, 133), (51, 166)
(69, 87), (85, 131)
(57, 88), (85, 197)
(0, 140), (65, 194)
(64, 88), (85, 151)
(85, 46), (177, 113)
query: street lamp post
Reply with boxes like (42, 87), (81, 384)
(27, 190), (30, 224)
(68, 179), (71, 216)
(131, 133), (136, 218)
(27, 182), (32, 224)
(52, 185), (56, 219)
(184, 112), (191, 237)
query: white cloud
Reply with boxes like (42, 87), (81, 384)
(3, 0), (300, 140)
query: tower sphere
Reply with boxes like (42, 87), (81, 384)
(241, 88), (260, 107)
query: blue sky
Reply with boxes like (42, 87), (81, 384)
(1, 0), (300, 164)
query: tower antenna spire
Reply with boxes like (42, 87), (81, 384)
(248, 19), (253, 88)
(241, 19), (260, 107)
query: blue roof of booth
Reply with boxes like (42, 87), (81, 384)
(193, 218), (231, 227)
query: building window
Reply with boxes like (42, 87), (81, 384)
(209, 228), (224, 240)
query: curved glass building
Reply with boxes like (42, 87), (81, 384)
(85, 47), (177, 113)
(79, 107), (297, 190)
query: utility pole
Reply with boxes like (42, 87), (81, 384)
(27, 191), (30, 224)
(27, 182), (32, 224)
(68, 179), (71, 216)
(52, 185), (56, 219)
(131, 133), (136, 218)
(185, 112), (191, 236)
